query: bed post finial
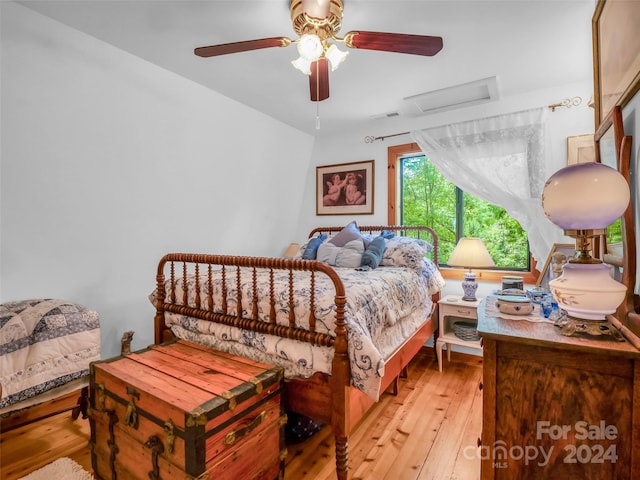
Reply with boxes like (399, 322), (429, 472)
(121, 331), (135, 355)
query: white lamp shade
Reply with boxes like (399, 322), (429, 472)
(291, 56), (312, 75)
(283, 243), (300, 258)
(448, 238), (495, 269)
(297, 34), (324, 61)
(325, 44), (348, 71)
(542, 163), (630, 230)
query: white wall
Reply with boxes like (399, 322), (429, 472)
(0, 3), (314, 357)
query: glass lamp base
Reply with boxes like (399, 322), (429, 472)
(548, 262), (626, 320)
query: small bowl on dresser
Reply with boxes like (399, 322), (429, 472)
(495, 296), (534, 315)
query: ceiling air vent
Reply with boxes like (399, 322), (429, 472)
(370, 111), (401, 120)
(400, 76), (499, 116)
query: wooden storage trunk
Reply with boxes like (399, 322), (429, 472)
(89, 339), (285, 480)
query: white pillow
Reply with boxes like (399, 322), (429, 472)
(317, 238), (365, 267)
(380, 237), (433, 269)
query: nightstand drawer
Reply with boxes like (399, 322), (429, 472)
(440, 303), (478, 319)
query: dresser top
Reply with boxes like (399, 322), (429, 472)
(477, 297), (640, 359)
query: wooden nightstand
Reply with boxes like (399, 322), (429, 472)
(436, 295), (483, 371)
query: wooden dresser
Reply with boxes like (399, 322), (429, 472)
(477, 299), (640, 480)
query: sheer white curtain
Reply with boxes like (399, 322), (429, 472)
(410, 107), (562, 265)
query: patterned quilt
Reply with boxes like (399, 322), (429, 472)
(155, 261), (444, 400)
(0, 299), (101, 410)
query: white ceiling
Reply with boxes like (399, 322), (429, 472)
(16, 0), (596, 136)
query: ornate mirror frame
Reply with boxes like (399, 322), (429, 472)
(595, 106), (639, 336)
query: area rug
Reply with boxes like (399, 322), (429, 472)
(18, 458), (95, 480)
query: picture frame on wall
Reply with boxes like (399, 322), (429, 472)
(592, 0), (640, 127)
(566, 134), (596, 165)
(316, 160), (374, 215)
(536, 243), (575, 289)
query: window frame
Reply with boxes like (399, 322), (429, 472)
(387, 142), (539, 284)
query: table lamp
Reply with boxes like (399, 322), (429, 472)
(448, 238), (495, 301)
(542, 162), (629, 336)
(283, 243), (300, 258)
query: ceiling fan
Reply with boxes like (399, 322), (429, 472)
(194, 0), (443, 102)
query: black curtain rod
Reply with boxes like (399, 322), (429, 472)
(364, 131), (410, 143)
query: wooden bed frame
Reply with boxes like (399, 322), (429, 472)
(0, 298), (103, 433)
(2, 331), (130, 433)
(153, 225), (440, 480)
(0, 383), (89, 433)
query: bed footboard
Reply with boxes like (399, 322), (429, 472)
(155, 254), (346, 344)
(153, 224), (441, 480)
(154, 253), (354, 476)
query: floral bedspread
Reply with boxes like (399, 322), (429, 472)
(155, 261), (444, 400)
(0, 299), (101, 410)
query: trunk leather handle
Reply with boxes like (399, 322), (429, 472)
(224, 410), (266, 446)
(145, 435), (165, 480)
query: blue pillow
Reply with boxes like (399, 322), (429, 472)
(302, 233), (327, 260)
(328, 221), (362, 247)
(360, 236), (387, 269)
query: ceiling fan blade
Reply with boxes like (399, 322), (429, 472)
(343, 31), (443, 56)
(194, 37), (292, 57)
(310, 58), (329, 102)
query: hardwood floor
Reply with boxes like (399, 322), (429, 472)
(0, 348), (483, 480)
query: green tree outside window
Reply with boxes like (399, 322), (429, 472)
(400, 154), (529, 270)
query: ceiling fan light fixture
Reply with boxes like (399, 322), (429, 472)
(197, 0), (443, 103)
(325, 44), (348, 71)
(301, 0), (331, 19)
(292, 56), (312, 75)
(297, 34), (324, 61)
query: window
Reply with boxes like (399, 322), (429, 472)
(388, 143), (539, 283)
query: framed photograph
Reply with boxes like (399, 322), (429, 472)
(316, 160), (374, 215)
(566, 134), (595, 165)
(593, 0), (640, 127)
(536, 243), (575, 289)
